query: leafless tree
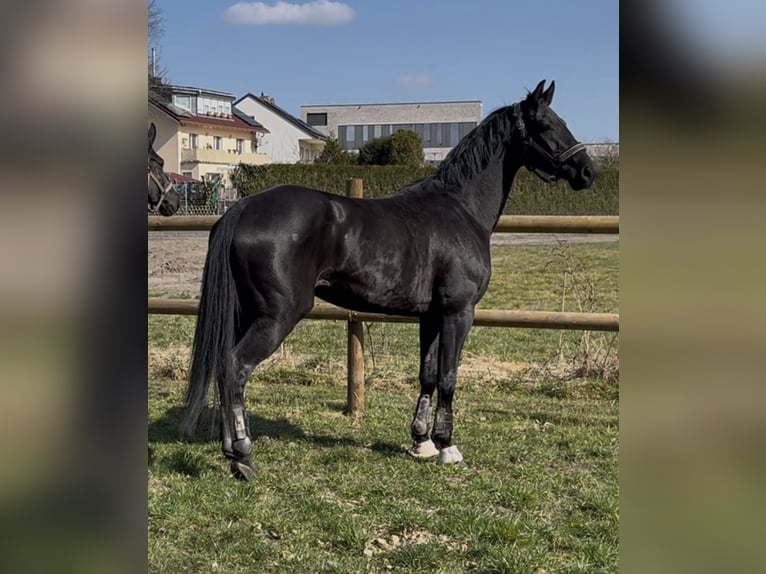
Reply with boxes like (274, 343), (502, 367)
(149, 0), (164, 46)
(148, 0), (169, 91)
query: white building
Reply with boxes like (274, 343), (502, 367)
(149, 85), (270, 188)
(234, 93), (328, 164)
(300, 100), (482, 163)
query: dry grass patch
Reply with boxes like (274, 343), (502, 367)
(148, 345), (190, 380)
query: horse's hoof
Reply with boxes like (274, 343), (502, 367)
(230, 460), (256, 481)
(406, 439), (440, 459)
(437, 445), (464, 465)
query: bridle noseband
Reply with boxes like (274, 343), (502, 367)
(148, 161), (175, 214)
(512, 103), (586, 183)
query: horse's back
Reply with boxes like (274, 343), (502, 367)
(225, 183), (491, 316)
(235, 184), (336, 230)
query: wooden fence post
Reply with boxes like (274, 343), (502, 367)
(345, 178), (365, 418)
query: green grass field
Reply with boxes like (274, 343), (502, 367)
(148, 241), (619, 573)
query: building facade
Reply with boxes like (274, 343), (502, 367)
(149, 85), (270, 188)
(234, 93), (327, 164)
(300, 100), (482, 163)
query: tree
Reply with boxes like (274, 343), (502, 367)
(356, 137), (389, 165)
(357, 130), (424, 166)
(148, 0), (169, 92)
(388, 130), (424, 167)
(314, 135), (357, 165)
(149, 0), (164, 46)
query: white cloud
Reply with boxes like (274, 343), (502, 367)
(223, 1), (355, 26)
(397, 75), (435, 89)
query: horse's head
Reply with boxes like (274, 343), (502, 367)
(514, 80), (597, 191)
(148, 123), (181, 216)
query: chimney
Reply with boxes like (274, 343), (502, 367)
(259, 91), (276, 105)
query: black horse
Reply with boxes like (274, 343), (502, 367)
(182, 81), (597, 480)
(148, 123), (181, 216)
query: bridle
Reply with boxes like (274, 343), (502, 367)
(148, 160), (175, 214)
(512, 103), (586, 183)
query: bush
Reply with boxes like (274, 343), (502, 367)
(230, 163), (619, 215)
(314, 137), (356, 165)
(504, 167), (619, 215)
(231, 163), (435, 200)
(357, 130), (424, 167)
(356, 137), (389, 166)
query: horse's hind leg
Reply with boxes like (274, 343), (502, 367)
(218, 355), (257, 481)
(220, 312), (303, 481)
(407, 314), (440, 459)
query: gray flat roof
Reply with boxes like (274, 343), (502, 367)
(301, 100), (482, 108)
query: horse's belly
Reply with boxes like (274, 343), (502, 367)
(314, 281), (429, 317)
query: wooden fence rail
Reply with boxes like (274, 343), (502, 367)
(148, 214), (619, 234)
(148, 179), (619, 416)
(148, 298), (619, 332)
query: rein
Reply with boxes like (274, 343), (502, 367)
(148, 166), (175, 214)
(512, 103), (586, 183)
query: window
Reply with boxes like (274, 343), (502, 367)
(213, 136), (222, 150)
(189, 134), (198, 149)
(460, 122), (477, 139)
(373, 125), (382, 138)
(415, 123), (432, 145)
(362, 125), (369, 143)
(435, 124), (443, 146)
(450, 123), (460, 146)
(345, 125), (355, 146)
(236, 138), (244, 154)
(173, 95), (191, 112)
(306, 112), (327, 126)
(182, 171), (193, 178)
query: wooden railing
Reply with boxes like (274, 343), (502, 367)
(148, 179), (619, 415)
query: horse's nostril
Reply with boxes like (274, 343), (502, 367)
(581, 166), (592, 181)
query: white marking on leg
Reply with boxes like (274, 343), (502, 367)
(437, 445), (464, 465)
(233, 405), (247, 439)
(406, 439), (440, 459)
(412, 396), (431, 436)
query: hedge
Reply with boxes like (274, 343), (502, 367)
(231, 164), (618, 215)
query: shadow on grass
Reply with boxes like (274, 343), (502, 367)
(149, 405), (401, 457)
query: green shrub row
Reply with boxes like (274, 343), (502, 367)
(231, 164), (618, 215)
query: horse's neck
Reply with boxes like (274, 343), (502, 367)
(455, 154), (522, 233)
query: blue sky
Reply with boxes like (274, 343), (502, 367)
(154, 1), (619, 142)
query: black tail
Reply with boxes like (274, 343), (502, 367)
(180, 204), (246, 438)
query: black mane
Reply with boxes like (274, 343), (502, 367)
(435, 105), (514, 186)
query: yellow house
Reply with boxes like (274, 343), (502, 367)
(149, 85), (270, 189)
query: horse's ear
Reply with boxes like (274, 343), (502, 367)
(523, 80), (547, 115)
(149, 122), (156, 145)
(542, 81), (555, 106)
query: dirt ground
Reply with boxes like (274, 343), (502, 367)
(148, 231), (617, 296)
(148, 231), (208, 296)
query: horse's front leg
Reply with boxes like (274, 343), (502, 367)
(432, 306), (474, 465)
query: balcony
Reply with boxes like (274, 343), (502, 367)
(181, 147), (269, 165)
